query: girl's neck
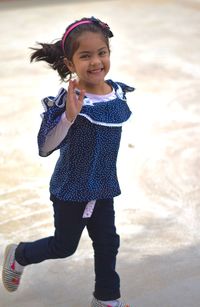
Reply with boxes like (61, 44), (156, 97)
(76, 80), (112, 95)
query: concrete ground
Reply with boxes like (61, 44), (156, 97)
(0, 0), (200, 306)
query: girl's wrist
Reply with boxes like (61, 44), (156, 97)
(65, 111), (75, 123)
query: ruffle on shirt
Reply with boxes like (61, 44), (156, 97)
(79, 80), (134, 126)
(40, 80), (134, 127)
(79, 99), (130, 127)
(41, 87), (66, 114)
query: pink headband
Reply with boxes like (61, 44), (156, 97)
(62, 20), (92, 51)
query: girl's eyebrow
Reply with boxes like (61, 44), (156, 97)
(78, 47), (107, 55)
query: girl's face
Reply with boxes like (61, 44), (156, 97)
(65, 32), (110, 93)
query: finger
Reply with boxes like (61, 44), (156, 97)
(78, 89), (85, 106)
(72, 79), (78, 87)
(68, 79), (72, 89)
(67, 80), (72, 99)
(67, 80), (76, 106)
(71, 79), (78, 92)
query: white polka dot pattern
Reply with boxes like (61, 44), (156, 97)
(37, 80), (134, 202)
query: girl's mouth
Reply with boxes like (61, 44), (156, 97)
(88, 68), (103, 74)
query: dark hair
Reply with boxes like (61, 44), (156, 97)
(30, 17), (113, 82)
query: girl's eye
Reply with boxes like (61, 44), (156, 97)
(99, 51), (107, 56)
(80, 54), (90, 59)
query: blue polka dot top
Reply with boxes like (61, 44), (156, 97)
(38, 80), (134, 202)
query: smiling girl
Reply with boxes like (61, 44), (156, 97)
(2, 17), (134, 307)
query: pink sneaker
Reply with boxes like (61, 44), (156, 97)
(2, 244), (24, 292)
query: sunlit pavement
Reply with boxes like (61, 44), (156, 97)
(0, 0), (200, 306)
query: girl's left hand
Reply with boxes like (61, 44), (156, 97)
(65, 79), (85, 122)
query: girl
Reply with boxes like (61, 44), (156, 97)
(2, 16), (134, 307)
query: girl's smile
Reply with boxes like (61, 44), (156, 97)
(65, 32), (111, 94)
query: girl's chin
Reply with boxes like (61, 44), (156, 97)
(78, 72), (108, 88)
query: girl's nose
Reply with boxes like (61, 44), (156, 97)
(90, 56), (101, 66)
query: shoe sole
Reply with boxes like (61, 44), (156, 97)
(91, 298), (131, 307)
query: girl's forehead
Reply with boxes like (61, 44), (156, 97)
(76, 31), (108, 49)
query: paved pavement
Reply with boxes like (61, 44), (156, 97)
(0, 0), (200, 306)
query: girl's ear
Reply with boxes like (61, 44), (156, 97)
(64, 58), (75, 73)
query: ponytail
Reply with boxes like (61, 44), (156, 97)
(30, 40), (72, 81)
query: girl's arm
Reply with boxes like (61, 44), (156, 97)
(41, 112), (74, 154)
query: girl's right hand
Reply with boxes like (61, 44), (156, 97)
(65, 79), (85, 122)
